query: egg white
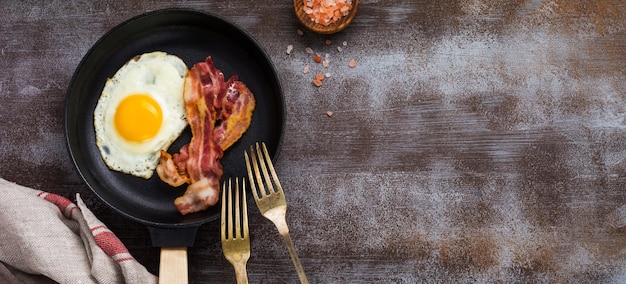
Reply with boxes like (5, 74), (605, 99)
(94, 51), (188, 179)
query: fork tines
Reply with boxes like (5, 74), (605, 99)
(245, 142), (285, 204)
(221, 178), (250, 284)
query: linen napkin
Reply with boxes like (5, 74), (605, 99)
(0, 178), (157, 284)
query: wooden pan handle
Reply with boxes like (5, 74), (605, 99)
(159, 247), (188, 284)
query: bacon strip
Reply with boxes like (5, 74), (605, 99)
(156, 56), (255, 215)
(214, 79), (257, 150)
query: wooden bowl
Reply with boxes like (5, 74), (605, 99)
(293, 0), (359, 34)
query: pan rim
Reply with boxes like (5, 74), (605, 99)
(64, 8), (285, 229)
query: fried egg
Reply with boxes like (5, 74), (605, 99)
(94, 51), (188, 179)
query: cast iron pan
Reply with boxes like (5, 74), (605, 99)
(64, 8), (284, 280)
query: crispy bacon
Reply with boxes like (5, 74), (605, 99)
(214, 78), (256, 150)
(156, 56), (255, 215)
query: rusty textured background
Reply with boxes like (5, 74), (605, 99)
(1, 0), (625, 282)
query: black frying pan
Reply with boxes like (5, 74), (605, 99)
(64, 8), (284, 281)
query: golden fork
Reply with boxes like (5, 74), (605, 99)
(244, 142), (309, 284)
(221, 178), (250, 284)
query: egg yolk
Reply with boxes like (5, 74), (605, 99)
(114, 94), (163, 142)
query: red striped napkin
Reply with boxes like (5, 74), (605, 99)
(0, 178), (157, 284)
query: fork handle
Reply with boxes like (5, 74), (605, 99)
(233, 261), (249, 284)
(280, 232), (309, 284)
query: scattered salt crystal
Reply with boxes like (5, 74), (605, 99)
(325, 72), (331, 78)
(313, 54), (322, 63)
(297, 29), (304, 36)
(326, 111), (334, 117)
(286, 45), (293, 55)
(337, 46), (343, 52)
(323, 60), (330, 68)
(303, 65), (310, 73)
(342, 41), (347, 46)
(305, 47), (314, 54)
